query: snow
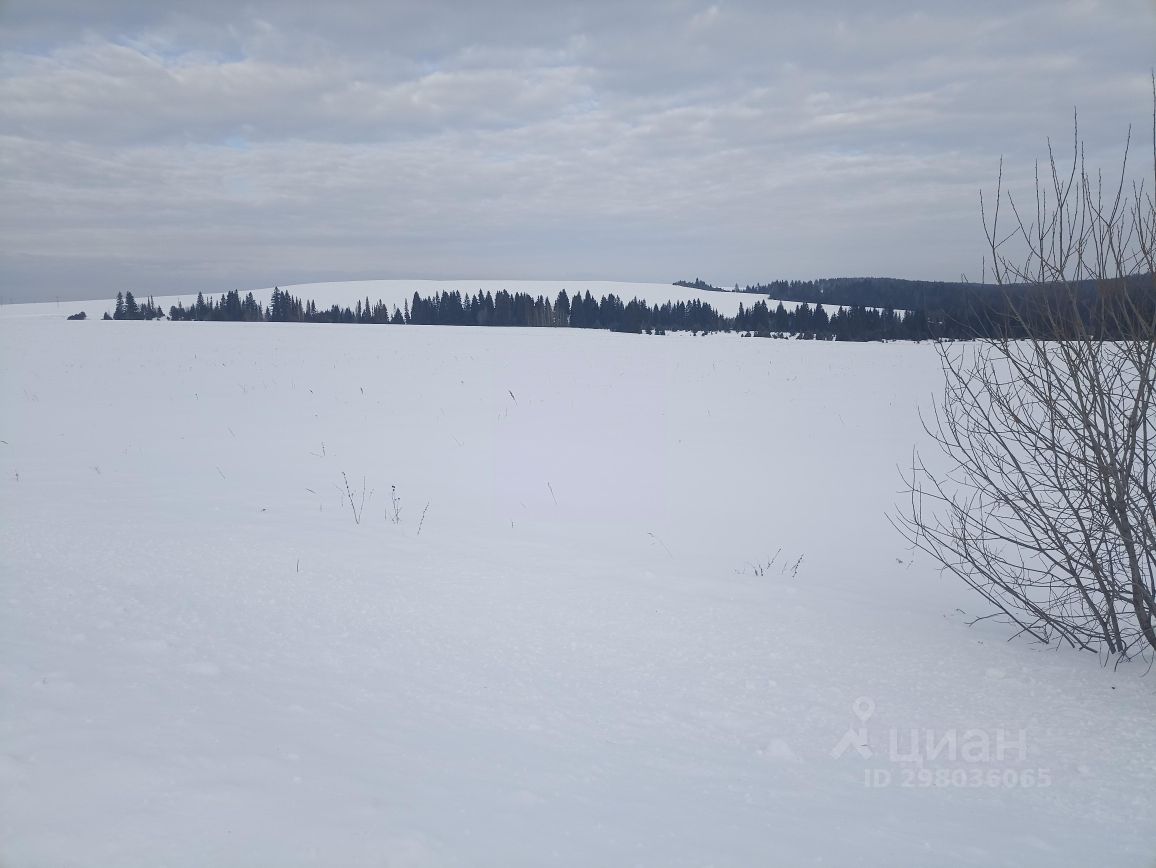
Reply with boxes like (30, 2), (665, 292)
(0, 315), (1152, 867)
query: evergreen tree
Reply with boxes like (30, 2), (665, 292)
(554, 290), (570, 326)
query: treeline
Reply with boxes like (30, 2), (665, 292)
(739, 275), (1156, 339)
(743, 276), (979, 312)
(674, 278), (726, 293)
(141, 286), (927, 340)
(109, 280), (1152, 340)
(735, 300), (927, 341)
(106, 291), (165, 320)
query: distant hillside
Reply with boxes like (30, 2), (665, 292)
(678, 274), (1012, 312)
(733, 274), (1156, 338)
(741, 276), (991, 312)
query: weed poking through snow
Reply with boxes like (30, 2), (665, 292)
(389, 485), (402, 524)
(341, 472), (370, 525)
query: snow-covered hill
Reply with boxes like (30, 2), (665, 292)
(0, 315), (1152, 866)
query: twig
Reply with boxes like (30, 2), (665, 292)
(341, 471), (368, 525)
(648, 532), (673, 558)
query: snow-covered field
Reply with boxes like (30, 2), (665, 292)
(0, 314), (1152, 867)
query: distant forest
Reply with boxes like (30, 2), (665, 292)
(739, 275), (1156, 338)
(101, 273), (1155, 342)
(106, 287), (926, 341)
(745, 276), (1001, 316)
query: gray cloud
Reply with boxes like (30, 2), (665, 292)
(1, 0), (1154, 301)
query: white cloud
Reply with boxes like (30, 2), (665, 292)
(1, 0), (1153, 300)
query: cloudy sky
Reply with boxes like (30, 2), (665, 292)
(2, 1), (1154, 302)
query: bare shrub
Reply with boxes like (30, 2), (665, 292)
(895, 94), (1156, 659)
